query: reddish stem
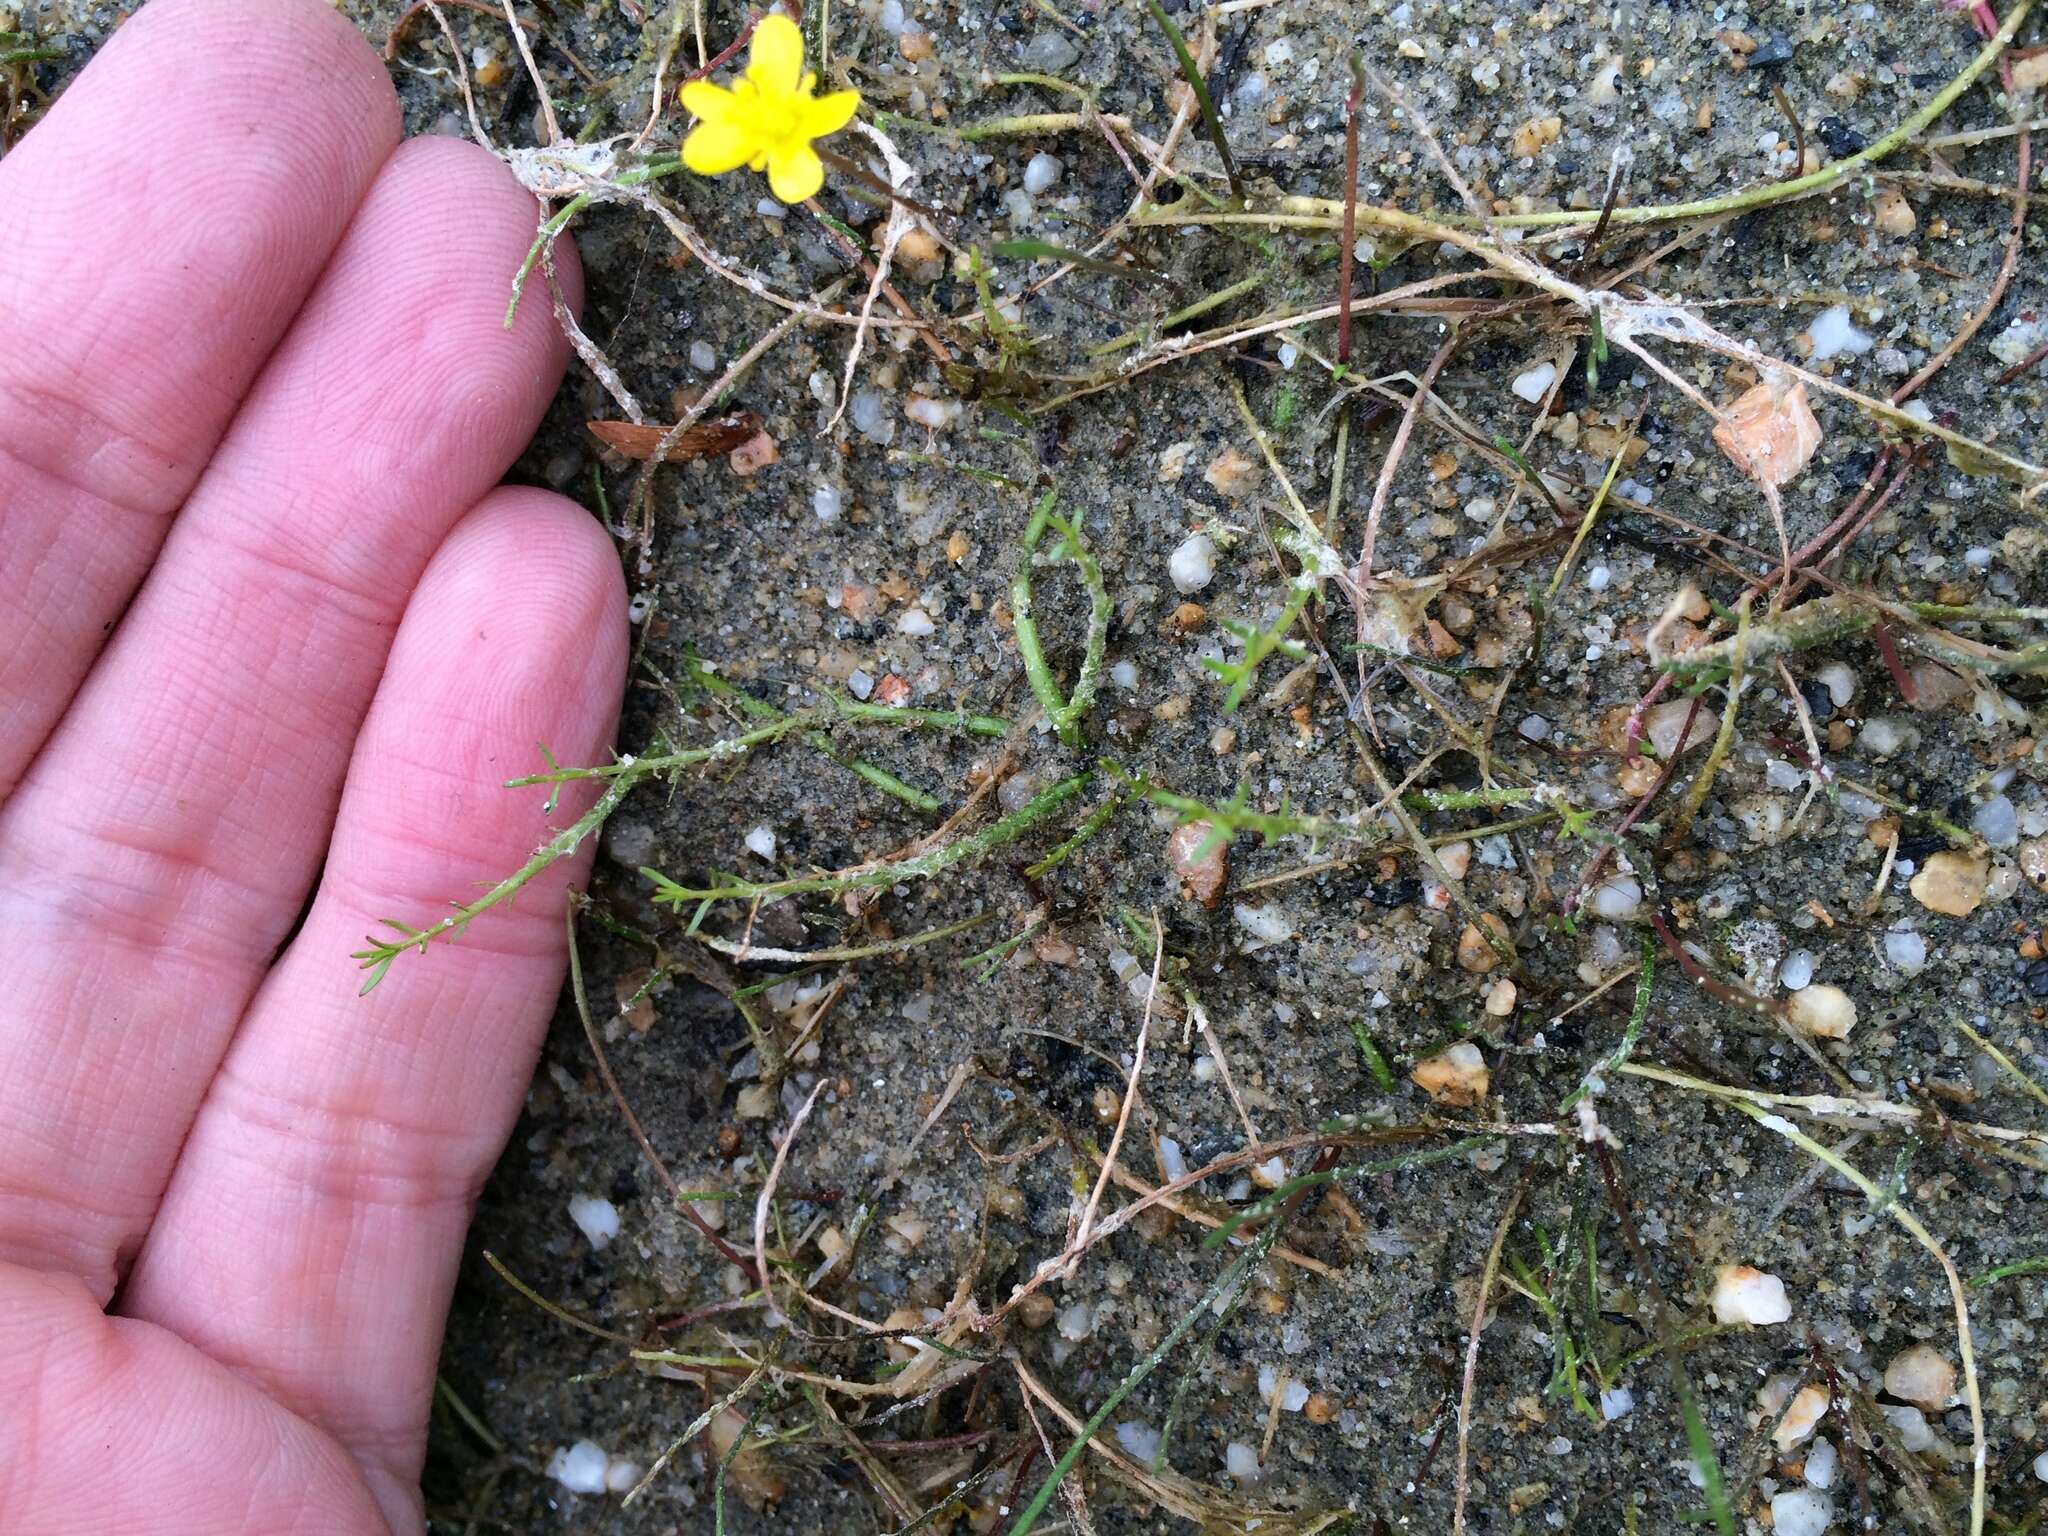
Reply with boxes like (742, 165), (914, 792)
(1335, 64), (1364, 367)
(683, 12), (760, 83)
(1870, 619), (1918, 705)
(1994, 337), (2048, 386)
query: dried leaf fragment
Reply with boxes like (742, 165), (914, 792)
(588, 412), (763, 461)
(1711, 378), (1821, 488)
(1167, 820), (1229, 907)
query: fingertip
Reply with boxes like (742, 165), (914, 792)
(374, 134), (584, 328)
(349, 487), (628, 866)
(414, 488), (627, 682)
(90, 0), (401, 158)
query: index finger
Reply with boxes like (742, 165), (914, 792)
(0, 0), (400, 800)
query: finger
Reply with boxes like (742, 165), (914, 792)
(0, 136), (577, 1298)
(122, 489), (628, 1508)
(0, 0), (399, 799)
(0, 1263), (389, 1536)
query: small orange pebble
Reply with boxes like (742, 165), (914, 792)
(727, 429), (780, 475)
(1412, 1042), (1489, 1105)
(839, 582), (877, 621)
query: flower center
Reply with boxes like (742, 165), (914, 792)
(740, 79), (807, 152)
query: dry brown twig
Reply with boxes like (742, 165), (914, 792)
(755, 1079), (825, 1327)
(1452, 1177), (1527, 1535)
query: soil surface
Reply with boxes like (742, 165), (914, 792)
(13, 1), (2048, 1532)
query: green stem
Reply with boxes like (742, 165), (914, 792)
(1087, 272), (1266, 358)
(1137, 0), (1242, 203)
(1024, 788), (1125, 876)
(646, 772), (1091, 905)
(1262, 2), (2032, 234)
(1557, 938), (1655, 1112)
(1011, 497), (1109, 748)
(830, 698), (1010, 736)
(352, 773), (631, 992)
(510, 714), (816, 784)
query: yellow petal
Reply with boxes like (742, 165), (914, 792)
(746, 13), (805, 98)
(766, 144), (824, 203)
(683, 118), (755, 176)
(679, 79), (740, 122)
(800, 88), (861, 140)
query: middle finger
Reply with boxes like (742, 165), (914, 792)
(0, 136), (576, 1299)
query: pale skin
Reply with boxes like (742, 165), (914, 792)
(0, 1), (631, 1531)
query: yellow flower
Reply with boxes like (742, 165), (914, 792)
(680, 14), (861, 204)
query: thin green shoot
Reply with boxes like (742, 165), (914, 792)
(1348, 1021), (1396, 1092)
(959, 916), (1046, 982)
(482, 1249), (636, 1343)
(1107, 762), (1354, 846)
(644, 771), (1091, 905)
(1087, 272), (1266, 359)
(1558, 939), (1655, 1112)
(1204, 588), (1311, 712)
(993, 237), (1165, 284)
(353, 771), (632, 992)
(1967, 1255), (2048, 1289)
(1024, 788), (1125, 877)
(1677, 1378), (1737, 1536)
(1137, 0), (1243, 203)
(1546, 403), (1639, 601)
(1011, 495), (1110, 748)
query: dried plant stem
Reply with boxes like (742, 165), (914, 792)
(757, 1081), (824, 1326)
(568, 904), (763, 1278)
(1453, 1179), (1526, 1535)
(1891, 120), (2030, 405)
(1358, 330), (1456, 586)
(1069, 915), (1162, 1268)
(623, 1357), (775, 1506)
(1335, 57), (1364, 367)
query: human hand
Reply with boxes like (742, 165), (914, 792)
(0, 2), (628, 1530)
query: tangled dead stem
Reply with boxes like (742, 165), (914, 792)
(16, 0), (2048, 1529)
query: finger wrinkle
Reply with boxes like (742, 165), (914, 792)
(0, 379), (194, 525)
(192, 1066), (492, 1218)
(0, 807), (301, 964)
